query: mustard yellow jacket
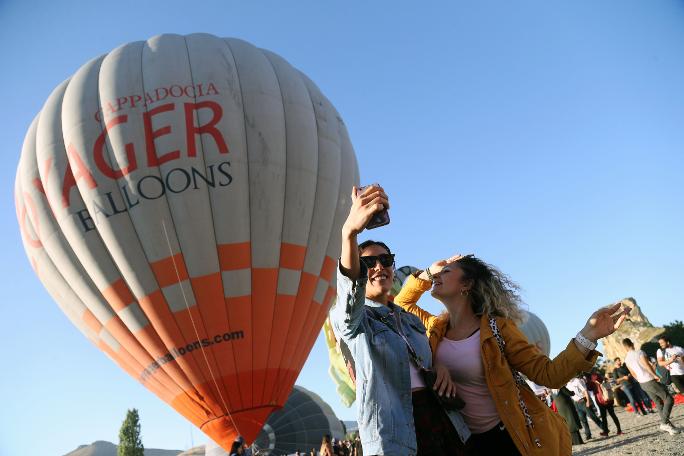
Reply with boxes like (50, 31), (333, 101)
(395, 275), (599, 456)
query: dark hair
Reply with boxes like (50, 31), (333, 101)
(358, 239), (392, 255)
(659, 335), (671, 343)
(322, 434), (332, 445)
(622, 338), (634, 348)
(229, 441), (242, 454)
(614, 357), (621, 362)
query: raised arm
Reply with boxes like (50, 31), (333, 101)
(393, 274), (436, 330)
(330, 185), (389, 339)
(504, 302), (630, 388)
(339, 185), (388, 280)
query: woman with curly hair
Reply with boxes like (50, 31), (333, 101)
(394, 255), (630, 456)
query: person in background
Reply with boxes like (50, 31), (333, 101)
(552, 386), (584, 445)
(588, 372), (622, 437)
(612, 357), (648, 415)
(566, 374), (603, 440)
(527, 378), (552, 406)
(395, 254), (629, 455)
(320, 434), (334, 456)
(329, 185), (469, 455)
(229, 440), (245, 456)
(657, 335), (684, 395)
(623, 338), (680, 435)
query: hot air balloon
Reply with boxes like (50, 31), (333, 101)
(323, 265), (418, 406)
(205, 386), (345, 455)
(392, 265), (419, 297)
(519, 311), (551, 356)
(15, 33), (358, 450)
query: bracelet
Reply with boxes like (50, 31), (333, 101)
(575, 331), (597, 351)
(425, 267), (434, 281)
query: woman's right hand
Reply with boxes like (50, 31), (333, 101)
(341, 185), (389, 238)
(433, 363), (457, 398)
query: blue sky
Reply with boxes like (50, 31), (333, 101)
(1, 1), (683, 455)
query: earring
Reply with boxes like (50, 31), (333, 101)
(460, 289), (469, 296)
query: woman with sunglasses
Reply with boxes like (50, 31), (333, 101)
(394, 255), (630, 456)
(329, 185), (470, 456)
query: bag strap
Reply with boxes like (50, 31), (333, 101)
(366, 306), (426, 369)
(488, 317), (541, 447)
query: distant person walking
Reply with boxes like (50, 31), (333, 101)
(566, 375), (603, 440)
(588, 372), (622, 437)
(623, 338), (680, 435)
(552, 387), (584, 445)
(612, 357), (650, 415)
(657, 335), (684, 394)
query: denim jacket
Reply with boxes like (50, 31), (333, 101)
(330, 262), (470, 455)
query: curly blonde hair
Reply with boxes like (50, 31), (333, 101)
(456, 255), (524, 323)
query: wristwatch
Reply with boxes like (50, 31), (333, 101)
(575, 331), (597, 351)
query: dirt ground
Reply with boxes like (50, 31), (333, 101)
(572, 401), (684, 455)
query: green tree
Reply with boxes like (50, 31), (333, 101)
(118, 408), (144, 456)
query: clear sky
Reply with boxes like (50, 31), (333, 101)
(1, 1), (683, 455)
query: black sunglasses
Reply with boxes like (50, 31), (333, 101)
(360, 253), (395, 268)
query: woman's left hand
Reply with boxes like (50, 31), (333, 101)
(581, 302), (631, 341)
(433, 363), (457, 398)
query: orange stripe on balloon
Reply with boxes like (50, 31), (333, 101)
(250, 268), (278, 407)
(97, 340), (175, 405)
(320, 256), (336, 282)
(225, 295), (252, 409)
(261, 293), (296, 404)
(189, 272), (241, 411)
(195, 372), (280, 445)
(271, 272), (318, 403)
(82, 309), (103, 333)
(151, 253), (189, 288)
(134, 324), (210, 404)
(103, 318), (182, 396)
(138, 290), (226, 417)
(283, 284), (338, 404)
(218, 242), (251, 271)
(279, 243), (306, 270)
(101, 278), (135, 312)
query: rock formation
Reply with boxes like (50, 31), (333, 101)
(601, 297), (664, 362)
(63, 440), (181, 456)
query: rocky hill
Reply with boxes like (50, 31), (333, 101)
(601, 297), (664, 361)
(64, 440), (182, 456)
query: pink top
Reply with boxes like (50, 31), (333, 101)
(435, 329), (500, 433)
(409, 361), (426, 389)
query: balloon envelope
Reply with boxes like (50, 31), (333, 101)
(519, 311), (551, 356)
(15, 33), (357, 449)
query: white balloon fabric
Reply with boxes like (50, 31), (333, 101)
(518, 311), (551, 356)
(15, 33), (358, 449)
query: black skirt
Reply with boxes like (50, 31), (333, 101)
(412, 389), (466, 456)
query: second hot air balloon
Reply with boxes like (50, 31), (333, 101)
(15, 33), (358, 450)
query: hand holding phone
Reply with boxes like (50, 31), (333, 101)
(356, 185), (390, 230)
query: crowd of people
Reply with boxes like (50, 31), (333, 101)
(328, 184), (640, 456)
(313, 434), (363, 456)
(531, 333), (684, 449)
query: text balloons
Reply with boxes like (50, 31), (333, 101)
(15, 33), (358, 449)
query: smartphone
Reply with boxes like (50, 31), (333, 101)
(357, 185), (390, 229)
